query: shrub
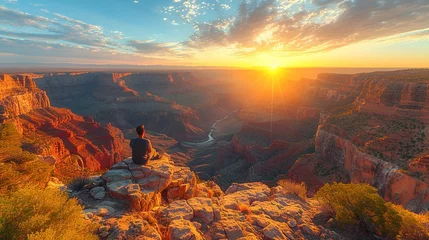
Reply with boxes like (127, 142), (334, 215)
(0, 123), (21, 157)
(390, 204), (429, 239)
(0, 187), (97, 240)
(315, 183), (403, 238)
(237, 202), (251, 215)
(68, 176), (92, 192)
(0, 123), (53, 194)
(0, 154), (52, 194)
(278, 179), (307, 200)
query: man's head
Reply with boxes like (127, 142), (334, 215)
(136, 124), (145, 137)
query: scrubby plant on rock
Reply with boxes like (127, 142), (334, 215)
(0, 187), (97, 240)
(0, 123), (52, 194)
(278, 179), (307, 200)
(315, 182), (429, 239)
(68, 176), (92, 192)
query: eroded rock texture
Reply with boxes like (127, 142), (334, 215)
(0, 74), (125, 171)
(73, 155), (341, 240)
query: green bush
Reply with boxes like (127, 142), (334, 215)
(316, 183), (429, 239)
(0, 124), (53, 194)
(0, 123), (22, 157)
(0, 187), (97, 240)
(315, 183), (401, 238)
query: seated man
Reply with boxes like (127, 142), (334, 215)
(130, 124), (157, 165)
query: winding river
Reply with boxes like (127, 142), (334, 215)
(181, 109), (240, 148)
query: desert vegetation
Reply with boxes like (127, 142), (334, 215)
(0, 187), (97, 240)
(315, 183), (429, 239)
(0, 123), (96, 240)
(0, 124), (52, 193)
(278, 179), (307, 200)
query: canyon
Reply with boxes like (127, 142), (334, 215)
(8, 69), (428, 212)
(0, 74), (125, 173)
(2, 69), (429, 239)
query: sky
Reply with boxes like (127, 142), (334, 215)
(0, 0), (428, 68)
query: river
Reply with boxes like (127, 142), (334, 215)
(181, 109), (240, 148)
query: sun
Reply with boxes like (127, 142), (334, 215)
(268, 64), (278, 73)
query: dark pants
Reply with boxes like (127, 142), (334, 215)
(132, 148), (157, 165)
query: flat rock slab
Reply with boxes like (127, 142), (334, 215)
(107, 179), (133, 197)
(102, 169), (132, 182)
(90, 186), (106, 200)
(100, 155), (198, 211)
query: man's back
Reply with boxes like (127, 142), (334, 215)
(130, 138), (151, 164)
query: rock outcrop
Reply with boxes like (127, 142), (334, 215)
(74, 154), (341, 240)
(314, 128), (429, 212)
(0, 74), (125, 171)
(289, 70), (429, 213)
(101, 154), (198, 211)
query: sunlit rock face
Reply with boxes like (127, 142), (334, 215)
(73, 154), (341, 240)
(288, 69), (429, 213)
(0, 74), (125, 171)
(36, 72), (205, 141)
(0, 74), (50, 122)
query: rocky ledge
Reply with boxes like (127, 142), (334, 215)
(72, 154), (339, 240)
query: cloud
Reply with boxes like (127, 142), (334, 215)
(0, 5), (190, 63)
(0, 6), (116, 48)
(187, 0), (429, 56)
(0, 37), (177, 64)
(163, 0), (214, 23)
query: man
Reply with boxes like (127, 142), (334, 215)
(130, 124), (157, 165)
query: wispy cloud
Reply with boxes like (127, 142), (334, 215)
(187, 0), (429, 56)
(0, 5), (191, 63)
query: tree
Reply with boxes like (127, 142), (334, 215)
(315, 183), (401, 238)
(0, 187), (97, 240)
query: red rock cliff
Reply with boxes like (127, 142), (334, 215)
(0, 74), (125, 171)
(314, 127), (429, 212)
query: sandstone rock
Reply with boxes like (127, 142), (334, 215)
(162, 200), (194, 223)
(222, 182), (270, 210)
(288, 219), (297, 228)
(106, 179), (133, 197)
(101, 155), (199, 212)
(301, 224), (320, 236)
(90, 186), (106, 200)
(187, 197), (214, 224)
(263, 224), (287, 239)
(197, 181), (224, 198)
(102, 169), (132, 182)
(221, 220), (245, 239)
(167, 219), (203, 240)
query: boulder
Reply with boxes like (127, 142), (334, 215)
(187, 197), (214, 224)
(167, 219), (203, 240)
(162, 200), (194, 223)
(101, 155), (199, 211)
(90, 186), (106, 200)
(263, 224), (287, 240)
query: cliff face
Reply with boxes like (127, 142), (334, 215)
(288, 70), (429, 212)
(36, 72), (204, 141)
(315, 128), (429, 212)
(0, 74), (125, 171)
(0, 74), (50, 122)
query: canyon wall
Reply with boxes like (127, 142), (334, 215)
(315, 128), (429, 212)
(36, 72), (205, 141)
(289, 70), (429, 212)
(0, 74), (125, 171)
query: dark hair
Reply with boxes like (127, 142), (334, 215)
(136, 124), (145, 135)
